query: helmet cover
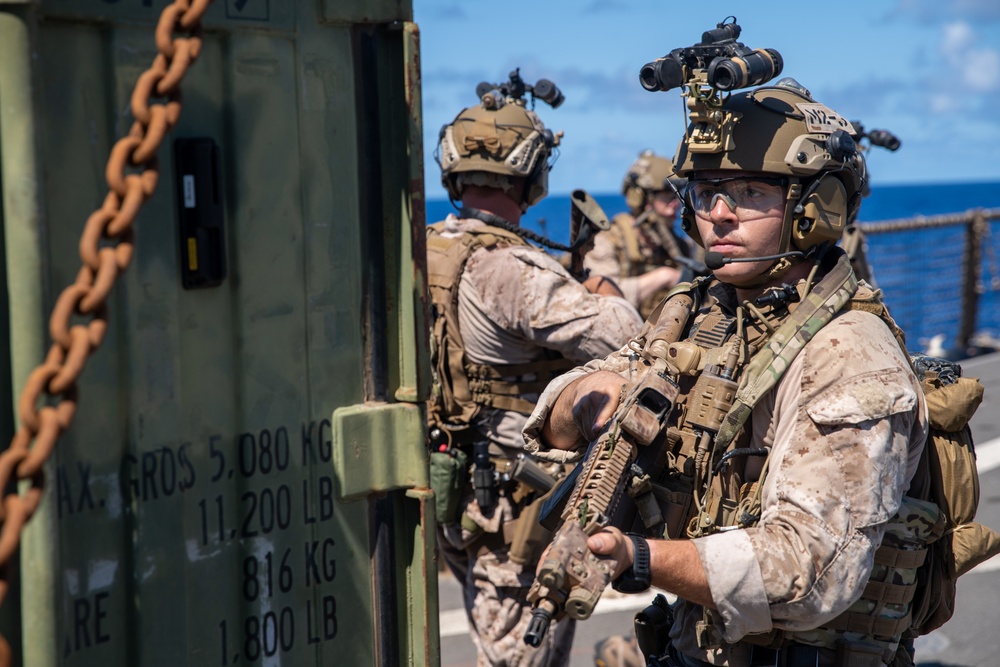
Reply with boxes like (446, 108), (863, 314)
(673, 80), (866, 253)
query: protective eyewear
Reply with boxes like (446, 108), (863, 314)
(687, 176), (788, 220)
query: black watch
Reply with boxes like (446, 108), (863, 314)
(612, 533), (651, 594)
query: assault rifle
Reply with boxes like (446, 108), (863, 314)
(523, 292), (694, 647)
(565, 189), (612, 281)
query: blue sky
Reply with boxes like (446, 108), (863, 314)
(413, 0), (1000, 198)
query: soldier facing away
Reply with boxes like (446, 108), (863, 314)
(582, 150), (705, 319)
(524, 78), (930, 666)
(426, 74), (643, 666)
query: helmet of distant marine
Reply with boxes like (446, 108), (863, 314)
(622, 150), (687, 214)
(438, 102), (558, 211)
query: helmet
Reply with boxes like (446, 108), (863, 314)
(673, 78), (866, 254)
(437, 101), (558, 211)
(621, 150), (687, 214)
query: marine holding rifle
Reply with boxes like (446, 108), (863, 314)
(522, 19), (931, 667)
(425, 69), (642, 666)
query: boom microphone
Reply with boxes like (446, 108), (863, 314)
(704, 250), (806, 270)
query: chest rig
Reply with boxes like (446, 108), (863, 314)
(609, 212), (686, 278)
(625, 284), (773, 542)
(610, 212), (696, 320)
(625, 253), (860, 544)
(633, 255), (945, 664)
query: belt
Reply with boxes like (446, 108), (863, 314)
(748, 644), (822, 667)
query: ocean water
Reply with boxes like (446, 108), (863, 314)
(426, 180), (1000, 355)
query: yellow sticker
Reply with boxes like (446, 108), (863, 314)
(187, 237), (199, 271)
(796, 103), (853, 134)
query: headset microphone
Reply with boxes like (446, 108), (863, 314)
(704, 250), (807, 270)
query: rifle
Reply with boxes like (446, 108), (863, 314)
(565, 189), (612, 281)
(523, 291), (695, 647)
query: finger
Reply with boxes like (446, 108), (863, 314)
(587, 533), (612, 554)
(594, 399), (618, 430)
(573, 397), (607, 441)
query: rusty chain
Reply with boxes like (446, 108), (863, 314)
(0, 0), (212, 662)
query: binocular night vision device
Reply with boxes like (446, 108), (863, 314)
(639, 17), (782, 93)
(476, 67), (564, 110)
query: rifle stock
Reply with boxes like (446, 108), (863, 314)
(567, 189), (611, 281)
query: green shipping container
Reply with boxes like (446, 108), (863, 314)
(0, 1), (436, 665)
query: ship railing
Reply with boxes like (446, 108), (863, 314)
(858, 207), (1000, 356)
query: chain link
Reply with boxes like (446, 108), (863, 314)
(0, 0), (213, 661)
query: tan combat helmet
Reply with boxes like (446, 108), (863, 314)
(621, 150), (687, 214)
(673, 78), (867, 257)
(437, 98), (560, 211)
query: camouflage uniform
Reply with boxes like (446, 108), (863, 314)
(523, 277), (928, 667)
(435, 213), (642, 666)
(583, 211), (701, 316)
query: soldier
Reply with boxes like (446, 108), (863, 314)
(524, 79), (929, 666)
(426, 76), (643, 666)
(582, 150), (704, 319)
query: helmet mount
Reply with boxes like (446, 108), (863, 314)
(641, 19), (867, 270)
(436, 69), (564, 211)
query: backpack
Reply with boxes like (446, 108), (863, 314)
(904, 354), (1000, 636)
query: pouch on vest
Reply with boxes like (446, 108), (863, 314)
(508, 492), (553, 566)
(429, 449), (469, 526)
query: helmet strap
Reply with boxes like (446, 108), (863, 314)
(777, 178), (804, 255)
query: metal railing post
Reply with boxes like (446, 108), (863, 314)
(958, 209), (986, 352)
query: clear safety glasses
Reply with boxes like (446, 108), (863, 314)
(686, 176), (788, 220)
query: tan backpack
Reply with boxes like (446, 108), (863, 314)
(905, 355), (1000, 636)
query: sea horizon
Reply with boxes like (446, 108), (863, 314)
(425, 179), (1000, 356)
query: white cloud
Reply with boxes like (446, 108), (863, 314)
(963, 48), (1000, 92)
(938, 21), (1000, 93)
(941, 22), (974, 55)
(929, 93), (961, 114)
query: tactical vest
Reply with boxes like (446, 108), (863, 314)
(425, 220), (575, 435)
(609, 212), (689, 277)
(609, 212), (695, 319)
(629, 253), (954, 664)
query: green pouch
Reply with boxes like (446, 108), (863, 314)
(429, 449), (468, 525)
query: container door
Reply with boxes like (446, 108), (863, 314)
(0, 1), (435, 665)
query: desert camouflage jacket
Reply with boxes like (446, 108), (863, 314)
(523, 275), (928, 666)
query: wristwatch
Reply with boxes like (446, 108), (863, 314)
(612, 533), (651, 594)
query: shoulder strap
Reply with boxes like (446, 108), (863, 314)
(612, 213), (645, 269)
(714, 254), (859, 451)
(846, 282), (909, 356)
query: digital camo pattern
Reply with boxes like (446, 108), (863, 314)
(713, 254), (858, 453)
(676, 305), (927, 665)
(439, 215), (642, 452)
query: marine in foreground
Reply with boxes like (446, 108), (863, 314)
(524, 19), (936, 667)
